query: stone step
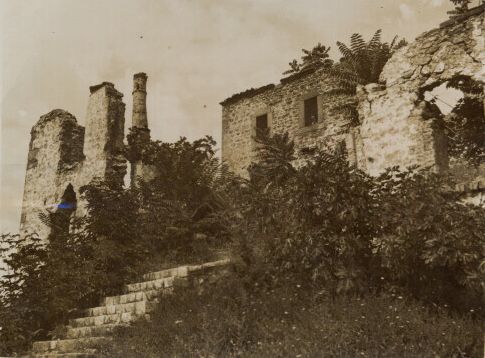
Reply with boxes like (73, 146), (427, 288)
(101, 289), (160, 306)
(29, 260), (231, 356)
(141, 265), (189, 281)
(31, 353), (97, 358)
(66, 324), (128, 339)
(82, 300), (156, 318)
(123, 276), (175, 293)
(32, 337), (108, 354)
(69, 311), (149, 328)
(141, 258), (230, 281)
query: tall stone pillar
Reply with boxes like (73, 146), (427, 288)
(132, 72), (149, 129)
(83, 82), (126, 186)
(128, 72), (156, 184)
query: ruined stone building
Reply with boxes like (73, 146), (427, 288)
(20, 73), (154, 239)
(20, 6), (485, 238)
(221, 4), (485, 205)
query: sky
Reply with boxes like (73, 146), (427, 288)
(1, 0), (469, 233)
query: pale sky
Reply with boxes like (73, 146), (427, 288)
(1, 0), (466, 233)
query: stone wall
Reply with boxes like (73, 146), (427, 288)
(20, 110), (85, 238)
(356, 6), (485, 177)
(20, 82), (127, 239)
(221, 67), (353, 176)
(221, 5), (485, 193)
(83, 83), (127, 187)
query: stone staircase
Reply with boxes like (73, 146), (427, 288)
(28, 259), (231, 357)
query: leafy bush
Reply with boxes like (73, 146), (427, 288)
(242, 146), (377, 296)
(444, 76), (485, 167)
(0, 136), (232, 355)
(283, 43), (333, 75)
(373, 167), (485, 311)
(0, 231), (100, 354)
(231, 132), (485, 313)
(450, 0), (472, 12)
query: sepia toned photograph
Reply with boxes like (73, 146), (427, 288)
(0, 0), (484, 356)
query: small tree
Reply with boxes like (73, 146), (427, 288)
(283, 43), (333, 75)
(450, 0), (472, 13)
(444, 76), (485, 167)
(233, 131), (485, 312)
(328, 30), (407, 124)
(0, 136), (234, 355)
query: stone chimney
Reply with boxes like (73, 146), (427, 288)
(132, 72), (148, 128)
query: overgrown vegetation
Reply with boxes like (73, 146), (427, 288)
(2, 131), (484, 355)
(238, 133), (485, 310)
(104, 132), (483, 357)
(283, 43), (333, 75)
(99, 280), (483, 357)
(284, 30), (407, 124)
(329, 30), (407, 123)
(331, 30), (407, 94)
(1, 13), (484, 354)
(444, 76), (485, 167)
(0, 136), (233, 355)
(450, 0), (472, 13)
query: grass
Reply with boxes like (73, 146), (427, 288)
(98, 275), (483, 357)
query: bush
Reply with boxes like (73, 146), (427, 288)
(2, 131), (484, 355)
(373, 167), (485, 312)
(0, 231), (101, 354)
(230, 132), (485, 313)
(0, 136), (233, 355)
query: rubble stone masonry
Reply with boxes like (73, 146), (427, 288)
(19, 6), (485, 238)
(221, 67), (353, 176)
(20, 83), (127, 239)
(356, 4), (484, 176)
(221, 5), (485, 205)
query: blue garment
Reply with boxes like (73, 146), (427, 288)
(58, 202), (75, 209)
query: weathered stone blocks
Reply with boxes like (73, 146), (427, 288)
(221, 67), (353, 176)
(20, 82), (127, 239)
(29, 259), (231, 357)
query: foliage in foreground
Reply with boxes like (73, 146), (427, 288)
(98, 277), (483, 358)
(0, 136), (232, 355)
(240, 132), (485, 314)
(1, 131), (484, 355)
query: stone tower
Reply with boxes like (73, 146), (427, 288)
(19, 110), (85, 239)
(129, 73), (157, 184)
(19, 82), (127, 239)
(132, 72), (149, 129)
(83, 82), (127, 187)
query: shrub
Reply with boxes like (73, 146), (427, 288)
(230, 132), (485, 313)
(373, 167), (485, 312)
(0, 136), (232, 355)
(0, 230), (101, 354)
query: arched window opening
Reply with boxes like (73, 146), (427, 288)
(49, 183), (77, 236)
(423, 76), (485, 179)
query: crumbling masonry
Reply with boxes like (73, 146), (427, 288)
(20, 74), (153, 239)
(221, 5), (485, 204)
(20, 6), (485, 238)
